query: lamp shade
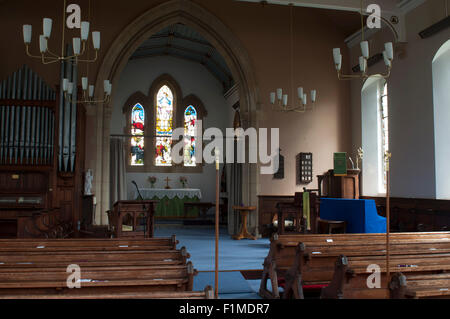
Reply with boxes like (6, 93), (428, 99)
(311, 90), (317, 103)
(383, 51), (392, 67)
(67, 82), (74, 95)
(333, 48), (341, 64)
(88, 85), (94, 98)
(359, 56), (367, 73)
(23, 25), (32, 44)
(73, 38), (81, 55)
(92, 31), (100, 50)
(62, 78), (69, 92)
(43, 18), (52, 38)
(104, 80), (109, 94)
(276, 88), (283, 100)
(385, 42), (394, 61)
(282, 94), (288, 106)
(81, 21), (90, 41)
(297, 87), (304, 100)
(81, 77), (88, 91)
(360, 41), (369, 59)
(270, 92), (275, 104)
(39, 35), (48, 53)
(336, 54), (342, 71)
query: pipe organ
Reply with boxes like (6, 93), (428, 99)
(0, 62), (86, 238)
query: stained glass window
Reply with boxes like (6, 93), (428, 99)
(184, 105), (197, 166)
(155, 85), (173, 166)
(131, 103), (145, 166)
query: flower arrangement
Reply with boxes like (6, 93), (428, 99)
(179, 176), (188, 188)
(148, 176), (157, 188)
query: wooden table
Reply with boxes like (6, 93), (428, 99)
(108, 200), (158, 238)
(232, 206), (257, 240)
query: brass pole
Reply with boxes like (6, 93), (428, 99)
(385, 151), (391, 286)
(215, 149), (220, 299)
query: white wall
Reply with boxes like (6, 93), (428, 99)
(433, 40), (450, 199)
(111, 55), (234, 203)
(350, 1), (450, 199)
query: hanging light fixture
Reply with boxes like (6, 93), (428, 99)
(63, 78), (112, 104)
(332, 0), (394, 80)
(23, 0), (111, 105)
(270, 4), (318, 113)
(22, 0), (100, 65)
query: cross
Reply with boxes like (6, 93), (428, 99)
(165, 176), (171, 189)
(356, 147), (364, 169)
(384, 151), (392, 172)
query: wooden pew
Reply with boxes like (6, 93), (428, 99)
(0, 285), (215, 299)
(0, 238), (199, 298)
(0, 248), (190, 268)
(0, 263), (197, 296)
(390, 273), (450, 299)
(323, 253), (450, 299)
(259, 232), (450, 299)
(0, 235), (179, 252)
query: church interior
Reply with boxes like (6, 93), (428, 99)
(0, 0), (450, 301)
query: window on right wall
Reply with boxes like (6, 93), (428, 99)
(379, 82), (389, 193)
(361, 76), (388, 196)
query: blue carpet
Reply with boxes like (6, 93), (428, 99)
(154, 224), (269, 299)
(154, 225), (270, 271)
(194, 271), (253, 294)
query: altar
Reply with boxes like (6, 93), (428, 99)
(134, 188), (202, 218)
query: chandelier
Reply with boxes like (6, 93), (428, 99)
(270, 4), (317, 113)
(22, 0), (111, 105)
(332, 1), (394, 80)
(63, 78), (112, 105)
(22, 0), (100, 65)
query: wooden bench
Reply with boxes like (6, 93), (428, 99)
(0, 238), (200, 298)
(0, 236), (179, 252)
(259, 232), (450, 299)
(322, 253), (450, 299)
(0, 285), (215, 299)
(390, 272), (450, 299)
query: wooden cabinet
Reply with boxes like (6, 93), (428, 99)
(317, 169), (361, 199)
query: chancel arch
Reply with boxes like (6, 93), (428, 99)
(94, 0), (258, 234)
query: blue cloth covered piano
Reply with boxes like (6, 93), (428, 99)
(319, 198), (386, 233)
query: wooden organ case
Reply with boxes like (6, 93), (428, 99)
(0, 64), (86, 238)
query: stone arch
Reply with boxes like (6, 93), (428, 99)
(91, 0), (259, 228)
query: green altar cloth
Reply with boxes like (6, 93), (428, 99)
(150, 195), (200, 218)
(136, 188), (202, 218)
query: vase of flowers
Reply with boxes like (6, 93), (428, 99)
(180, 176), (188, 188)
(148, 176), (157, 188)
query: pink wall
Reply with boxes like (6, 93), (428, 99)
(0, 0), (354, 196)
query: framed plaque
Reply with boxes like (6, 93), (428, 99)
(296, 152), (313, 184)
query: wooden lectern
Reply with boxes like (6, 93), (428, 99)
(107, 200), (157, 238)
(317, 169), (361, 199)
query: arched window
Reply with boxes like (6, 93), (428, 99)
(361, 76), (388, 196)
(123, 75), (207, 173)
(184, 105), (197, 166)
(379, 82), (389, 193)
(433, 40), (450, 199)
(155, 85), (174, 166)
(131, 103), (145, 166)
